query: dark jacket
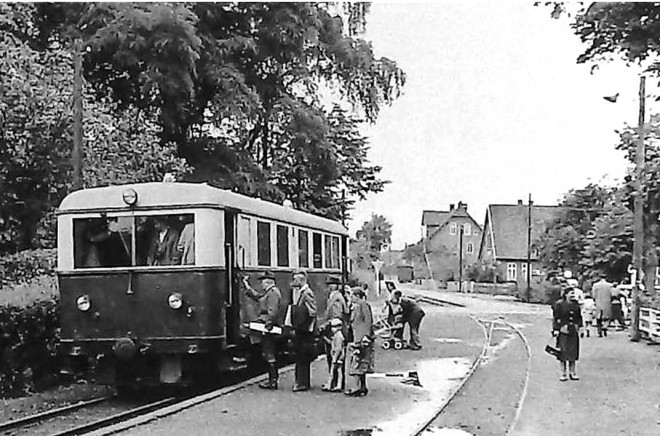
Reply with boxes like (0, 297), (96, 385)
(400, 297), (425, 324)
(552, 299), (583, 335)
(147, 228), (180, 266)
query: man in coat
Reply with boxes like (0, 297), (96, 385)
(289, 269), (317, 392)
(147, 217), (180, 266)
(242, 271), (282, 389)
(592, 274), (613, 337)
(390, 290), (426, 350)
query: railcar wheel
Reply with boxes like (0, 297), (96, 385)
(393, 341), (404, 350)
(381, 340), (391, 350)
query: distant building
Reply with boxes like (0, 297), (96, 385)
(478, 200), (561, 287)
(421, 202), (482, 281)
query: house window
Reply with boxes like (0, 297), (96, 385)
(276, 225), (289, 267)
(257, 221), (271, 266)
(312, 232), (323, 268)
(298, 229), (309, 268)
(466, 242), (474, 254)
(521, 262), (528, 280)
(450, 222), (457, 235)
(464, 223), (471, 236)
(507, 263), (517, 281)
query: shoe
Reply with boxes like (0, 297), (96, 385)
(259, 381), (277, 389)
(321, 384), (332, 392)
(410, 345), (422, 350)
(292, 385), (309, 392)
(330, 387), (343, 392)
(559, 374), (568, 382)
(344, 389), (362, 396)
(569, 374), (580, 381)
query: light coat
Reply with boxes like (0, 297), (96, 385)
(592, 279), (613, 319)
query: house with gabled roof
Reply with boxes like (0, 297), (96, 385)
(478, 200), (562, 287)
(422, 202), (482, 281)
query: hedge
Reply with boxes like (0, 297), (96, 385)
(0, 248), (57, 287)
(0, 249), (60, 397)
(0, 299), (60, 397)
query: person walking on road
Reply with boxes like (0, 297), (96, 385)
(241, 271), (282, 389)
(592, 274), (613, 337)
(287, 270), (317, 392)
(610, 286), (627, 330)
(552, 287), (583, 381)
(389, 290), (426, 350)
(346, 287), (375, 397)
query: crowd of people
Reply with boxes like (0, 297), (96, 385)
(551, 273), (630, 381)
(240, 271), (425, 397)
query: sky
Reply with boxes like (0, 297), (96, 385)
(346, 1), (654, 249)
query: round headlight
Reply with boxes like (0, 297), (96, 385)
(122, 189), (138, 206)
(76, 295), (91, 312)
(168, 293), (183, 310)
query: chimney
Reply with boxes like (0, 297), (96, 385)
(449, 204), (455, 211)
(458, 201), (467, 210)
(517, 199), (523, 205)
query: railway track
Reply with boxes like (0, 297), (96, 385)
(411, 294), (532, 436)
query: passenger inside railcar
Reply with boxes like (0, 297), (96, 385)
(73, 216), (132, 268)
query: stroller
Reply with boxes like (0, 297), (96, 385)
(374, 313), (405, 350)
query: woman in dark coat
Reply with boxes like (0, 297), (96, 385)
(552, 287), (583, 381)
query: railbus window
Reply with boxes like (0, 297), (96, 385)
(312, 232), (322, 269)
(324, 235), (332, 269)
(73, 213), (195, 268)
(331, 236), (340, 269)
(298, 229), (309, 268)
(276, 225), (289, 267)
(257, 221), (271, 266)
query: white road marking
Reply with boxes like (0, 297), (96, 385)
(432, 338), (463, 344)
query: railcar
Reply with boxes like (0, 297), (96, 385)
(56, 181), (348, 388)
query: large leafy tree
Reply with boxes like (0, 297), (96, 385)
(537, 183), (612, 280)
(9, 3), (404, 220)
(0, 5), (188, 252)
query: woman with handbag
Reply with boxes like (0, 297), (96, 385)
(552, 287), (583, 381)
(345, 287), (375, 397)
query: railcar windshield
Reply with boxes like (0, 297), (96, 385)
(73, 213), (195, 269)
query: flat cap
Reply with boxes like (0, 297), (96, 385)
(258, 271), (276, 280)
(326, 275), (342, 284)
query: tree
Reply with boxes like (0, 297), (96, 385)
(10, 3), (404, 220)
(0, 12), (188, 253)
(361, 214), (392, 258)
(537, 183), (612, 281)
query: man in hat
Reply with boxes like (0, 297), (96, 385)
(288, 269), (317, 392)
(389, 290), (426, 350)
(242, 270), (282, 389)
(322, 274), (349, 373)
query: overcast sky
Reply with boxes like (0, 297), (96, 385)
(347, 2), (651, 249)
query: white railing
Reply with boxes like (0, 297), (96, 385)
(639, 307), (660, 341)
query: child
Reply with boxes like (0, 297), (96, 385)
(322, 318), (345, 392)
(581, 294), (595, 338)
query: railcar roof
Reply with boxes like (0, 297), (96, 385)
(58, 182), (347, 235)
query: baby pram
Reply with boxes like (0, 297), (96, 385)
(373, 314), (405, 350)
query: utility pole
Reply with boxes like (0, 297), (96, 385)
(458, 225), (464, 292)
(526, 193), (533, 303)
(631, 75), (646, 342)
(72, 38), (84, 191)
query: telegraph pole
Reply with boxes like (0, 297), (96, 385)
(72, 38), (84, 191)
(631, 75), (646, 342)
(458, 225), (464, 292)
(526, 194), (532, 303)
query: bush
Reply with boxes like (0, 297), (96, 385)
(0, 298), (60, 397)
(0, 248), (57, 287)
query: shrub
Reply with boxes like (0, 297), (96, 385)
(0, 298), (60, 397)
(0, 248), (57, 287)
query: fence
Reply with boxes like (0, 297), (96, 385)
(639, 307), (660, 342)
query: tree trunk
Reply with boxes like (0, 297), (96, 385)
(644, 248), (657, 297)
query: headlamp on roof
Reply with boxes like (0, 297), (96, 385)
(122, 189), (138, 206)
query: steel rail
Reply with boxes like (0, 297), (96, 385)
(48, 396), (178, 436)
(0, 396), (114, 434)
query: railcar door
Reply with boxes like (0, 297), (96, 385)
(224, 208), (241, 344)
